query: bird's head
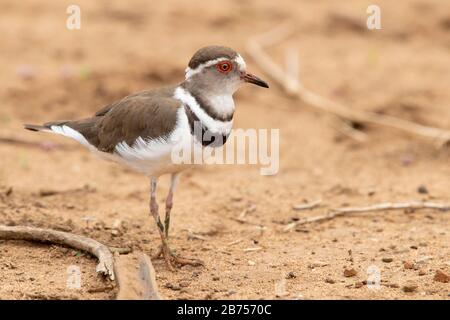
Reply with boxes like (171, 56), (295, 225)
(184, 45), (269, 96)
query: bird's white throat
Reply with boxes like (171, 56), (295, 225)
(205, 93), (235, 116)
(173, 87), (233, 135)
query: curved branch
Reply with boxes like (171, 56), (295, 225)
(0, 225), (115, 280)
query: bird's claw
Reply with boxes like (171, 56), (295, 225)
(153, 245), (204, 271)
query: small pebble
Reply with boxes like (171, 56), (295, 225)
(417, 185), (428, 194)
(343, 268), (357, 277)
(402, 282), (418, 293)
(286, 272), (296, 279)
(433, 270), (450, 283)
(418, 269), (427, 276)
(248, 260), (255, 266)
(165, 283), (181, 291)
(382, 257), (393, 263)
(403, 261), (414, 270)
(325, 278), (335, 284)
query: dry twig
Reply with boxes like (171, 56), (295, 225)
(243, 247), (263, 252)
(227, 239), (243, 246)
(292, 199), (322, 211)
(247, 24), (450, 147)
(283, 201), (450, 231)
(0, 225), (115, 280)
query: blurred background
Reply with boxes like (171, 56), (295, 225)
(0, 0), (449, 300)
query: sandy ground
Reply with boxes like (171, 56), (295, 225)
(0, 0), (449, 299)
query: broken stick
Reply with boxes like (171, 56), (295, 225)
(0, 225), (115, 280)
(114, 253), (162, 300)
(292, 199), (322, 211)
(247, 24), (450, 147)
(283, 201), (450, 231)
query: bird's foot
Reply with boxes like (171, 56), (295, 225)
(153, 244), (204, 271)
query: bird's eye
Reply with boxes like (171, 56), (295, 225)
(216, 61), (232, 73)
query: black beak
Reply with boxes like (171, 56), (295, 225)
(243, 72), (269, 88)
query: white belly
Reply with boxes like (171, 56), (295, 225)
(110, 108), (198, 177)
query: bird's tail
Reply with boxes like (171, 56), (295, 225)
(24, 120), (95, 148)
(24, 124), (49, 132)
(24, 121), (68, 132)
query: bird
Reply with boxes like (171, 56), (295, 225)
(24, 45), (269, 270)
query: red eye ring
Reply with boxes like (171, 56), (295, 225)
(216, 61), (232, 73)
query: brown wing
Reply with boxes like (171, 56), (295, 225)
(27, 87), (181, 153)
(95, 89), (181, 153)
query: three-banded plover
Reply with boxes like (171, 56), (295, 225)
(25, 46), (269, 270)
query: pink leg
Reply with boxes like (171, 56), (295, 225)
(151, 173), (203, 270)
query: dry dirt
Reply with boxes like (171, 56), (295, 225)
(1, 0), (449, 300)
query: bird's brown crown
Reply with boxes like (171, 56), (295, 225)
(188, 46), (238, 69)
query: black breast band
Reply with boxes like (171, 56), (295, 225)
(184, 106), (230, 147)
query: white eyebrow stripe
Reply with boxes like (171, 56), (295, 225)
(235, 54), (246, 71)
(184, 55), (247, 79)
(185, 57), (229, 79)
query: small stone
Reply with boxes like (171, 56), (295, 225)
(418, 269), (427, 276)
(39, 189), (58, 197)
(354, 282), (364, 288)
(403, 261), (414, 270)
(212, 276), (220, 281)
(402, 282), (418, 293)
(225, 290), (237, 296)
(286, 272), (296, 279)
(179, 281), (190, 288)
(5, 187), (13, 196)
(165, 283), (181, 291)
(248, 260), (255, 266)
(344, 268), (357, 277)
(417, 185), (428, 194)
(325, 278), (335, 284)
(112, 219), (123, 230)
(433, 270), (450, 283)
(382, 257), (393, 263)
